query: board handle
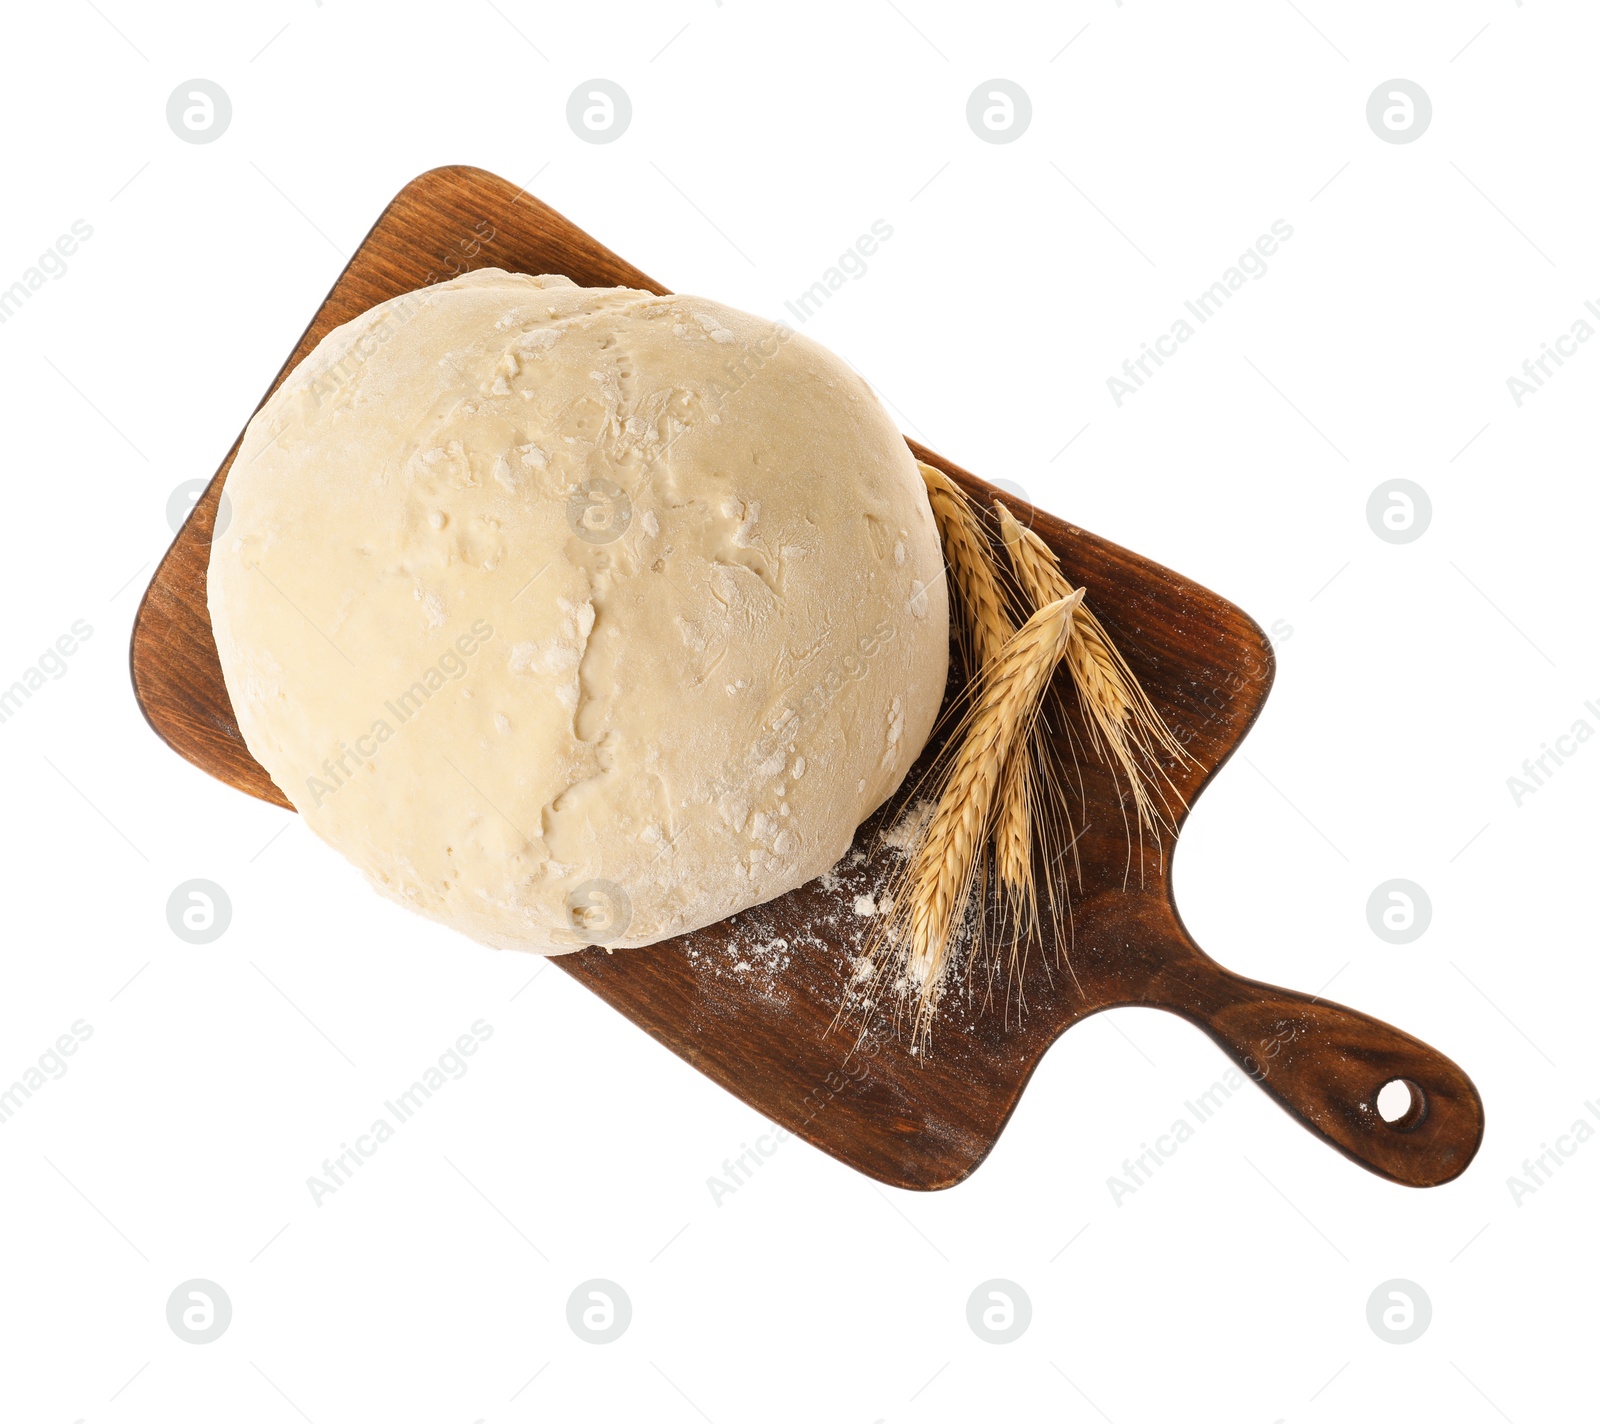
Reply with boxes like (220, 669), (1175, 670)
(1147, 957), (1484, 1187)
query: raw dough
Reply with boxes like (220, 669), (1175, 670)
(208, 269), (948, 952)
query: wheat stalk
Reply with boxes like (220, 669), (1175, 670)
(871, 591), (1082, 1047)
(917, 462), (1039, 978)
(918, 462), (1013, 678)
(993, 746), (1034, 912)
(994, 502), (1189, 844)
(916, 462), (1037, 918)
(850, 466), (1187, 1054)
(990, 735), (1066, 1004)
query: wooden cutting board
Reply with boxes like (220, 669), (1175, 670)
(131, 166), (1483, 1190)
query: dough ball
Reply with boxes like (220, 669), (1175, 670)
(208, 269), (948, 952)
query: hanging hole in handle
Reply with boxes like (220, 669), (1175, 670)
(1376, 1078), (1429, 1131)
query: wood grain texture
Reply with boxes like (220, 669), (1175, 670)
(130, 166), (1483, 1190)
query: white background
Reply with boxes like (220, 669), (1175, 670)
(1, 1), (1594, 1419)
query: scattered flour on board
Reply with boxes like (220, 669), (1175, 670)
(879, 798), (934, 852)
(674, 794), (1011, 1048)
(684, 932), (795, 1005)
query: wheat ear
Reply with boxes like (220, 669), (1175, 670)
(917, 463), (1040, 924)
(915, 468), (1083, 977)
(994, 502), (1189, 840)
(988, 732), (1077, 1005)
(917, 461), (1013, 678)
(992, 747), (1035, 917)
(883, 592), (1081, 1046)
